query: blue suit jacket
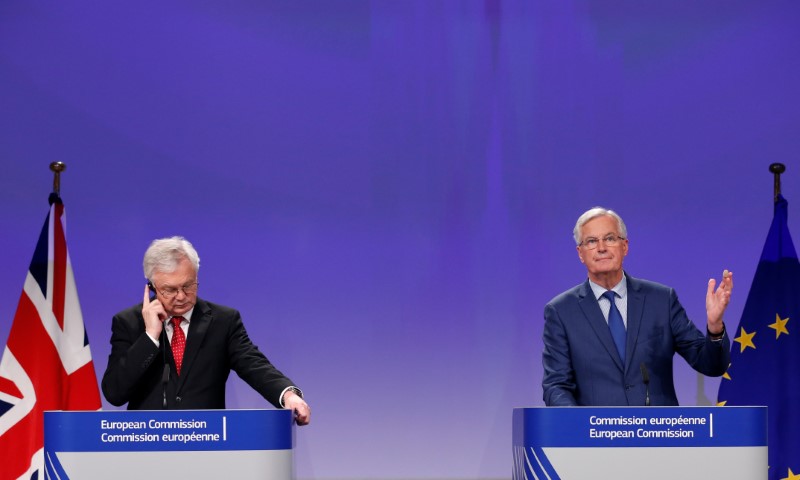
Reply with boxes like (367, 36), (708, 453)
(542, 273), (730, 406)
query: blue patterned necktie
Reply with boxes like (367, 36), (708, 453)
(602, 291), (626, 364)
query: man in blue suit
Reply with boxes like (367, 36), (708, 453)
(542, 207), (733, 406)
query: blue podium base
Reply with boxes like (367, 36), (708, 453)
(512, 406), (767, 480)
(45, 409), (294, 480)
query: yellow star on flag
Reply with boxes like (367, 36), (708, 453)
(781, 468), (800, 480)
(734, 327), (756, 353)
(716, 400), (727, 406)
(769, 313), (790, 339)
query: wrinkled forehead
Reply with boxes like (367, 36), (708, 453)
(580, 215), (620, 237)
(152, 257), (197, 283)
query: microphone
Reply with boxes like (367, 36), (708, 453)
(161, 364), (170, 408)
(640, 363), (650, 406)
(161, 326), (170, 409)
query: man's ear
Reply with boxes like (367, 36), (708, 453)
(577, 245), (585, 264)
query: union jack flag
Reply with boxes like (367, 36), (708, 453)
(0, 193), (101, 480)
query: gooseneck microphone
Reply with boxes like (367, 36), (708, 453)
(161, 326), (170, 409)
(640, 363), (651, 407)
(149, 281), (170, 409)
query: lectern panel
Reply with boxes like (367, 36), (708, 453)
(44, 409), (294, 480)
(512, 406), (767, 480)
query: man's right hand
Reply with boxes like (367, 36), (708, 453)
(142, 283), (167, 339)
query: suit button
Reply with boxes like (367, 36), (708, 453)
(625, 385), (632, 391)
(176, 396), (182, 404)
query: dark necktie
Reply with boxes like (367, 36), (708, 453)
(602, 291), (626, 364)
(170, 316), (186, 375)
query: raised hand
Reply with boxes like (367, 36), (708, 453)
(142, 283), (167, 339)
(706, 269), (733, 334)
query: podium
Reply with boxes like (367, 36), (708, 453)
(44, 409), (294, 479)
(512, 406), (767, 480)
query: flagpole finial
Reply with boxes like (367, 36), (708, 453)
(769, 163), (785, 203)
(49, 162), (66, 195)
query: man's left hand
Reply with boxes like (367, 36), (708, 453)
(706, 269), (733, 334)
(283, 390), (311, 426)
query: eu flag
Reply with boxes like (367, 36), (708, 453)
(718, 194), (800, 480)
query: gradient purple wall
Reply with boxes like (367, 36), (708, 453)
(1, 1), (798, 478)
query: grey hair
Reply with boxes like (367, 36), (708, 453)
(143, 236), (200, 280)
(572, 207), (628, 245)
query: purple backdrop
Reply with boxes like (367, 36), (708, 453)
(1, 1), (799, 478)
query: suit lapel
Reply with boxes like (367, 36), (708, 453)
(577, 279), (625, 372)
(175, 298), (212, 391)
(624, 273), (645, 370)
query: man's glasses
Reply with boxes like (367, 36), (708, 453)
(579, 234), (625, 250)
(155, 282), (199, 298)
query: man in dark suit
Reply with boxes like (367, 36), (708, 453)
(102, 236), (310, 424)
(542, 207), (732, 406)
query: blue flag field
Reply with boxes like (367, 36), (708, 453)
(717, 194), (800, 480)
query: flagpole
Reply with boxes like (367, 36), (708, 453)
(0, 161), (101, 480)
(769, 162), (785, 203)
(49, 161), (66, 195)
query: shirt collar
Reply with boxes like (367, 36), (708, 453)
(589, 272), (628, 301)
(169, 307), (195, 324)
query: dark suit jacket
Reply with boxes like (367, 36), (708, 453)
(102, 298), (295, 410)
(542, 273), (730, 406)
